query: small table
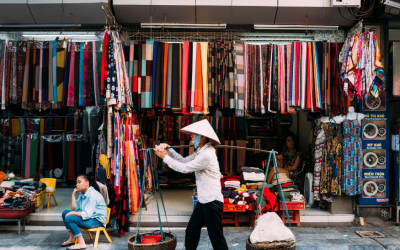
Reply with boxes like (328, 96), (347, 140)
(277, 201), (305, 227)
(0, 217), (26, 234)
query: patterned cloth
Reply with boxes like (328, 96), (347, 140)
(342, 119), (362, 196)
(313, 126), (324, 201)
(320, 122), (342, 197)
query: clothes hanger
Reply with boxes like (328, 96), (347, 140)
(155, 30), (183, 42)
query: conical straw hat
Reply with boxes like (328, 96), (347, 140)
(180, 119), (221, 145)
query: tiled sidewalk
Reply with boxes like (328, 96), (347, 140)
(1, 226), (399, 249)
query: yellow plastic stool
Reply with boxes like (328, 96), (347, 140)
(75, 207), (112, 248)
(39, 178), (58, 209)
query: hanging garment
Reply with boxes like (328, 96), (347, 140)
(342, 119), (362, 196)
(320, 122), (342, 197)
(194, 43), (203, 113)
(234, 41), (245, 116)
(208, 41), (215, 107)
(141, 40), (153, 109)
(200, 42), (209, 114)
(152, 41), (157, 107)
(171, 43), (182, 113)
(313, 127), (324, 201)
(165, 44), (173, 109)
(154, 42), (164, 108)
(182, 41), (190, 114)
(190, 43), (197, 113)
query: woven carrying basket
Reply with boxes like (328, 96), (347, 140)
(246, 236), (296, 250)
(128, 233), (177, 250)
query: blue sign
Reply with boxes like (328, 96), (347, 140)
(358, 90), (389, 205)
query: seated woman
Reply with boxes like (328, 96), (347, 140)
(60, 174), (107, 250)
(267, 135), (302, 184)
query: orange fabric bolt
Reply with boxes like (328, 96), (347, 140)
(194, 43), (203, 113)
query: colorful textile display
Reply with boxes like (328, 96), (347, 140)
(339, 31), (385, 100)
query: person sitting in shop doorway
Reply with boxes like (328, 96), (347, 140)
(267, 134), (302, 184)
(154, 119), (228, 250)
(60, 174), (107, 250)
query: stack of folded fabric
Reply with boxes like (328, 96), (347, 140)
(224, 176), (241, 189)
(241, 166), (265, 183)
(271, 173), (295, 192)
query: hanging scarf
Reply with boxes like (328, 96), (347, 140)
(200, 42), (209, 114)
(182, 41), (190, 114)
(154, 42), (164, 108)
(208, 41), (215, 107)
(194, 43), (203, 113)
(228, 41), (235, 110)
(190, 42), (196, 113)
(234, 41), (244, 116)
(141, 40), (153, 109)
(101, 31), (109, 97)
(152, 41), (157, 108)
(171, 43), (182, 113)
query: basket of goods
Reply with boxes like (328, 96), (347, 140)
(128, 231), (177, 250)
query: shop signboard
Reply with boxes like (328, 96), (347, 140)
(358, 90), (389, 205)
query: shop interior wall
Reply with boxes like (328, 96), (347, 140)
(287, 110), (313, 157)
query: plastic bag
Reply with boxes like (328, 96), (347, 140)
(250, 212), (295, 245)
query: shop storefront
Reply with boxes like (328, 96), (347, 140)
(0, 0), (397, 232)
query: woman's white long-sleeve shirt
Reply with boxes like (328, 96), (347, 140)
(163, 143), (224, 204)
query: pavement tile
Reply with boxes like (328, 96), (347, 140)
(388, 246), (400, 250)
(374, 237), (400, 247)
(323, 233), (350, 239)
(349, 246), (384, 250)
(297, 239), (332, 246)
(349, 238), (382, 246)
(326, 238), (354, 245)
(297, 233), (320, 240)
(296, 247), (319, 250)
(343, 233), (362, 239)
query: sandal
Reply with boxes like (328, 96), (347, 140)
(60, 241), (74, 247)
(66, 246), (86, 250)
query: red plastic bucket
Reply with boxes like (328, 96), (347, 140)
(141, 234), (162, 244)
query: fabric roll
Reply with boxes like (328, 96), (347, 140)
(17, 41), (26, 104)
(56, 40), (65, 106)
(301, 42), (307, 109)
(187, 42), (193, 110)
(88, 42), (95, 106)
(182, 41), (190, 114)
(10, 41), (18, 104)
(74, 45), (80, 108)
(228, 42), (235, 110)
(234, 41), (244, 116)
(67, 42), (75, 106)
(190, 43), (197, 113)
(24, 135), (31, 178)
(62, 42), (70, 107)
(166, 44), (173, 109)
(21, 41), (30, 109)
(171, 43), (182, 113)
(129, 40), (134, 102)
(152, 41), (158, 107)
(141, 40), (153, 109)
(92, 41), (98, 106)
(48, 41), (54, 106)
(208, 41), (214, 106)
(132, 41), (139, 109)
(193, 43), (203, 113)
(154, 42), (164, 108)
(136, 41), (143, 108)
(84, 42), (90, 106)
(201, 42), (209, 114)
(34, 43), (40, 108)
(51, 40), (57, 106)
(100, 31), (108, 97)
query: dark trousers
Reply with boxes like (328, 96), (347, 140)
(185, 200), (228, 250)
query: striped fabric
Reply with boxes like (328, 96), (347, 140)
(132, 40), (139, 110)
(67, 42), (75, 107)
(141, 40), (153, 109)
(79, 42), (84, 106)
(228, 42), (235, 110)
(234, 41), (244, 116)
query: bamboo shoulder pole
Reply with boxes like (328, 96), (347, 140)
(140, 144), (278, 154)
